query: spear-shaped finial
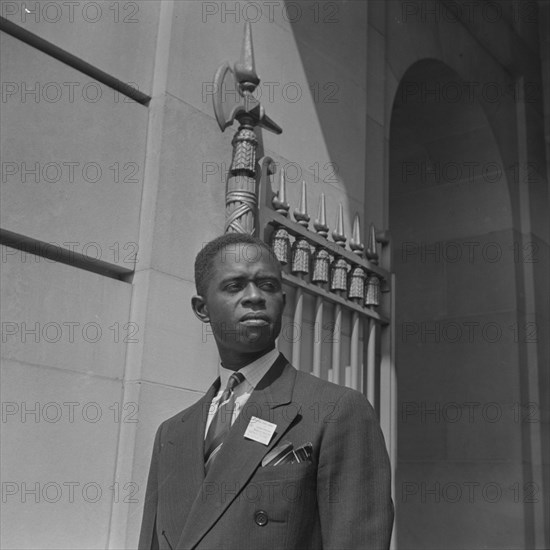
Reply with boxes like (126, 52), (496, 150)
(348, 214), (366, 300)
(293, 181), (310, 228)
(330, 203), (348, 292)
(313, 193), (329, 238)
(212, 22), (281, 134)
(332, 203), (346, 246)
(350, 214), (364, 254)
(272, 166), (290, 216)
(291, 181), (311, 276)
(312, 193), (330, 284)
(234, 21), (260, 92)
(366, 222), (379, 264)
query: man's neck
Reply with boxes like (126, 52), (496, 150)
(219, 346), (276, 371)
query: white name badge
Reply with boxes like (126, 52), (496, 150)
(244, 416), (277, 445)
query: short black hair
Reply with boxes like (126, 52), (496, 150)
(194, 233), (280, 296)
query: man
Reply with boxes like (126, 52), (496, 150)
(139, 233), (394, 550)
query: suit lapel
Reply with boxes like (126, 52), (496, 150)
(176, 355), (298, 550)
(161, 381), (219, 546)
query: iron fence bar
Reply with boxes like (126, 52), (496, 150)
(331, 302), (343, 385)
(281, 273), (389, 324)
(292, 287), (304, 370)
(312, 298), (323, 378)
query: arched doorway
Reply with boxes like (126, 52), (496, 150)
(389, 59), (527, 549)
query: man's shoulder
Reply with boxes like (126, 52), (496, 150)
(287, 366), (381, 430)
(156, 393), (206, 430)
(290, 364), (370, 406)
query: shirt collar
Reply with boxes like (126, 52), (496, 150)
(218, 348), (279, 391)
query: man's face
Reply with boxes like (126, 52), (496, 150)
(192, 243), (286, 365)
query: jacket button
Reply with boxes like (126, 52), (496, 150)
(254, 510), (268, 526)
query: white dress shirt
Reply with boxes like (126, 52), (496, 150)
(204, 348), (279, 437)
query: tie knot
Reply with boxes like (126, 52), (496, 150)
(219, 372), (244, 405)
(227, 372), (245, 392)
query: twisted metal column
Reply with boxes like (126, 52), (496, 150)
(225, 116), (258, 234)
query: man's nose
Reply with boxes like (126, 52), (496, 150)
(242, 282), (264, 303)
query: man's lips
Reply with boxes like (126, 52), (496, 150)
(240, 313), (270, 326)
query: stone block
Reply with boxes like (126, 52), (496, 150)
(1, 245), (132, 379)
(445, 231), (517, 315)
(389, 181), (512, 244)
(123, 382), (207, 549)
(1, 0), (160, 94)
(1, 34), (148, 269)
(140, 270), (219, 391)
(149, 95), (228, 280)
(396, 460), (525, 550)
(368, 0), (386, 36)
(1, 360), (123, 549)
(367, 27), (386, 127)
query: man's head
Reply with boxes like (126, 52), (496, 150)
(192, 233), (286, 369)
(194, 233), (279, 296)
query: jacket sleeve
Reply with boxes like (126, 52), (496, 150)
(316, 389), (394, 550)
(138, 425), (162, 550)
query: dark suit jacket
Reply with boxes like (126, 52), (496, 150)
(138, 354), (394, 550)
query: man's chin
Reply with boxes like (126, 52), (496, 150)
(214, 325), (281, 351)
(228, 333), (276, 353)
(240, 332), (276, 350)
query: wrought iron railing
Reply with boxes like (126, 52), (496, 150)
(257, 159), (390, 400)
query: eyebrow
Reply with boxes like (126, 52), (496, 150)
(218, 274), (281, 285)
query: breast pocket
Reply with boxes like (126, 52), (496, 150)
(254, 460), (315, 482)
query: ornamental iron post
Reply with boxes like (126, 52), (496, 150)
(212, 22), (282, 235)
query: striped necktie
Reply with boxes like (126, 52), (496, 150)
(204, 372), (245, 472)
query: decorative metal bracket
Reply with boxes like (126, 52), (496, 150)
(212, 22), (282, 235)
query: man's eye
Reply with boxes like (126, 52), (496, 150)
(224, 283), (243, 292)
(259, 281), (279, 291)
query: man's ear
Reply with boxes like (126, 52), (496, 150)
(191, 295), (209, 323)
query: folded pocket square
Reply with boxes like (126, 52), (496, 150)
(262, 441), (313, 466)
(262, 440), (293, 467)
